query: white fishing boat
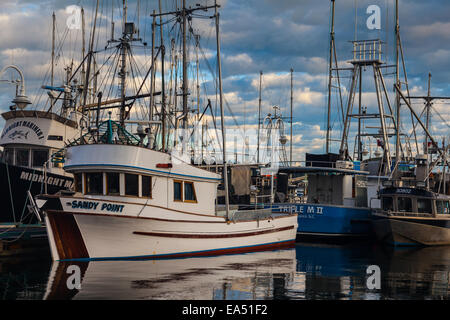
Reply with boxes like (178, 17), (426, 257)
(37, 119), (297, 260)
(36, 1), (297, 261)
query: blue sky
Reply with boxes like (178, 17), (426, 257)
(0, 0), (449, 161)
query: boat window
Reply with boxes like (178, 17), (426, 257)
(32, 150), (49, 167)
(417, 198), (432, 214)
(436, 200), (449, 214)
(382, 196), (394, 211)
(174, 180), (182, 201)
(74, 173), (83, 193)
(15, 149), (29, 167)
(125, 173), (139, 197)
(142, 175), (152, 198)
(184, 182), (197, 202)
(107, 172), (120, 196)
(85, 172), (103, 195)
(397, 197), (412, 213)
(3, 149), (14, 165)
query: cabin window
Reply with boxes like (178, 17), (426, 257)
(174, 181), (183, 201)
(417, 198), (432, 214)
(436, 201), (449, 214)
(3, 149), (14, 165)
(85, 172), (103, 195)
(107, 172), (120, 196)
(125, 173), (139, 197)
(142, 175), (152, 198)
(74, 173), (83, 193)
(382, 196), (394, 211)
(184, 182), (197, 202)
(16, 149), (29, 167)
(397, 197), (412, 213)
(32, 150), (49, 167)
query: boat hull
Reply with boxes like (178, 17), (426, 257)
(43, 199), (297, 261)
(0, 161), (73, 224)
(372, 213), (450, 246)
(269, 203), (372, 239)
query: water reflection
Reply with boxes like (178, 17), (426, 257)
(44, 249), (296, 300)
(1, 243), (450, 300)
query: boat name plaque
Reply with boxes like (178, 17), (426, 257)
(68, 200), (125, 213)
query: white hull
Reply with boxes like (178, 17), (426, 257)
(44, 197), (297, 261)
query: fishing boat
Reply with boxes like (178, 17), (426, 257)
(372, 112), (450, 246)
(0, 64), (78, 240)
(36, 1), (297, 261)
(372, 186), (450, 246)
(37, 119), (296, 261)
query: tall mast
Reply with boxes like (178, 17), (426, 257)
(196, 34), (201, 119)
(81, 8), (86, 89)
(51, 12), (56, 110)
(394, 0), (401, 172)
(257, 71), (262, 163)
(215, 1), (230, 219)
(290, 68), (293, 164)
(182, 0), (188, 130)
(425, 73), (432, 188)
(82, 0), (99, 115)
(149, 11), (156, 126)
(159, 0), (166, 150)
(119, 0), (128, 126)
(326, 0), (336, 154)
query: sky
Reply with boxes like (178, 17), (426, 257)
(0, 0), (449, 163)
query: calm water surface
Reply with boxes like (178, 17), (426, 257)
(1, 242), (449, 300)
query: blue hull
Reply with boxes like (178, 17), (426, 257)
(268, 203), (372, 238)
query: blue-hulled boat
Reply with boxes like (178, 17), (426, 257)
(267, 162), (375, 240)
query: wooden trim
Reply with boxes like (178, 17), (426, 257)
(133, 225), (295, 239)
(46, 212), (89, 260)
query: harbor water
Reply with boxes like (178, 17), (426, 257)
(1, 241), (449, 300)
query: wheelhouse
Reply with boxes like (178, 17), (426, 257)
(379, 187), (450, 217)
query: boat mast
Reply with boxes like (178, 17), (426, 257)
(394, 0), (401, 175)
(257, 71), (262, 163)
(119, 0), (128, 126)
(81, 8), (86, 91)
(215, 1), (230, 219)
(51, 12), (55, 110)
(425, 73), (432, 188)
(182, 0), (188, 130)
(149, 11), (156, 143)
(290, 68), (293, 164)
(325, 0), (336, 154)
(159, 0), (166, 150)
(81, 0), (99, 122)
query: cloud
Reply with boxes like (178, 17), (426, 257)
(0, 0), (449, 162)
